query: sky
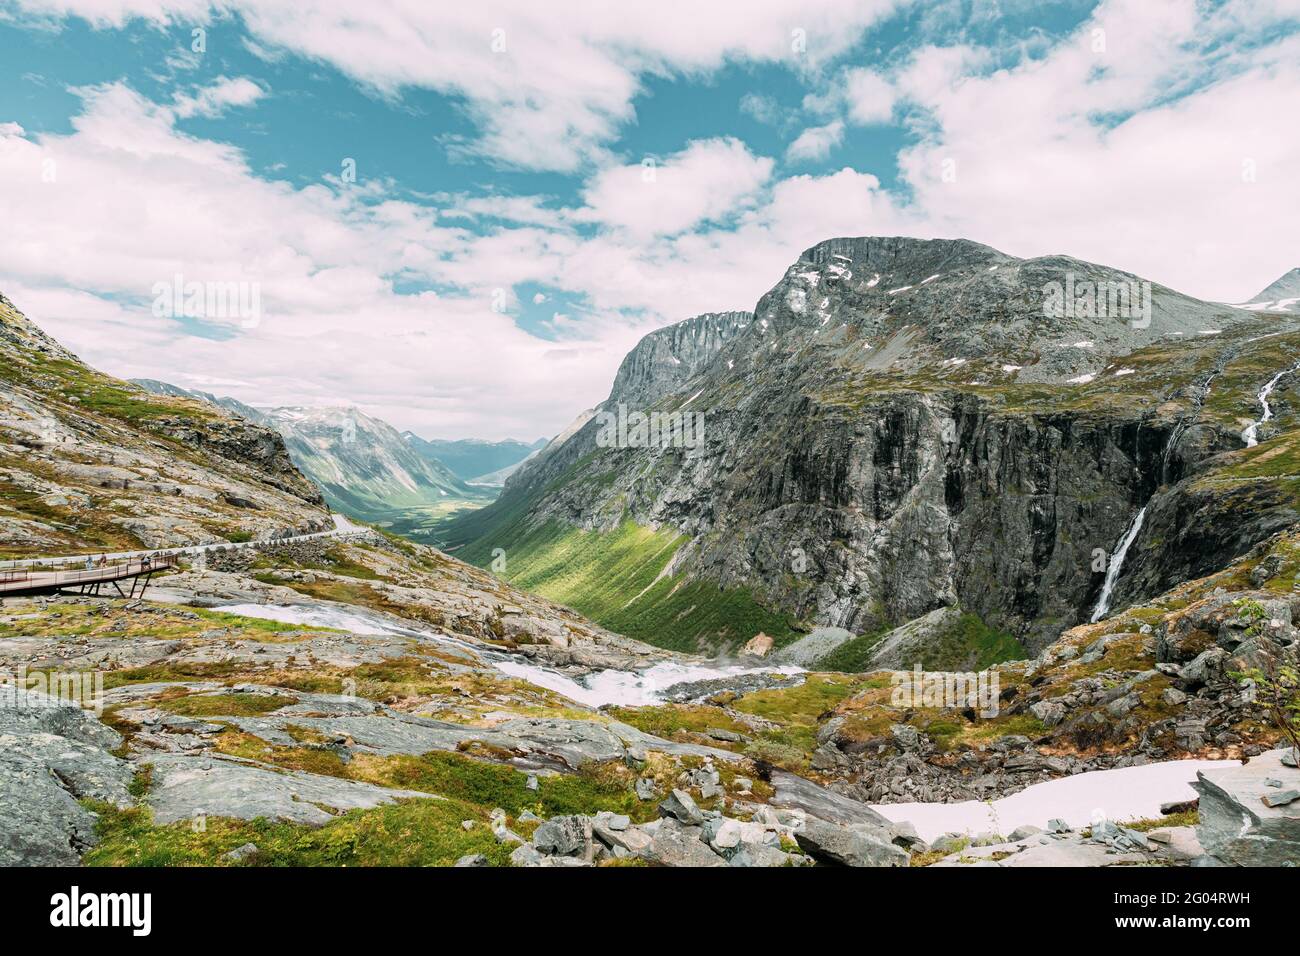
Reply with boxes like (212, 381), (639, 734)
(0, 0), (1297, 441)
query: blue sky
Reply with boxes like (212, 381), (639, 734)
(0, 1), (1297, 439)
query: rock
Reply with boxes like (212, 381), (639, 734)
(1179, 647), (1227, 688)
(635, 777), (659, 801)
(740, 632), (774, 658)
(141, 752), (437, 826)
(595, 811), (630, 831)
(223, 843), (259, 863)
(532, 815), (591, 857)
(727, 843), (795, 867)
(509, 844), (545, 867)
(1194, 749), (1300, 865)
(641, 818), (725, 867)
(0, 688), (135, 865)
(525, 774), (539, 791)
(659, 788), (704, 825)
(1029, 700), (1066, 727)
(704, 727), (747, 743)
(887, 820), (928, 851)
(1160, 799), (1198, 815)
(1047, 818), (1071, 833)
(768, 770), (892, 828)
(971, 831), (1005, 847)
(1105, 692), (1141, 717)
(455, 854), (489, 867)
(890, 723), (923, 752)
(1009, 824), (1044, 841)
(771, 626), (856, 667)
(1161, 687), (1188, 707)
(793, 817), (909, 867)
(1261, 789), (1299, 808)
(733, 777), (753, 792)
(930, 833), (969, 854)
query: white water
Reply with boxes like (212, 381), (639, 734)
(1242, 362), (1300, 447)
(1090, 505), (1147, 622)
(870, 758), (1236, 841)
(213, 601), (803, 709)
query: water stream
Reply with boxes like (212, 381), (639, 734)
(1090, 505), (1148, 622)
(1242, 361), (1300, 447)
(213, 600), (802, 709)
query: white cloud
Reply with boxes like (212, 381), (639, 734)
(786, 120), (845, 161)
(845, 68), (895, 124)
(170, 76), (265, 118)
(12, 0), (904, 171)
(892, 0), (1300, 300)
(579, 138), (774, 238)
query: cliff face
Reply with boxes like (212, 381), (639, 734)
(446, 237), (1300, 654)
(607, 311), (753, 407)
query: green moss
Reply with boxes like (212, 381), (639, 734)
(157, 692), (292, 717)
(83, 799), (514, 867)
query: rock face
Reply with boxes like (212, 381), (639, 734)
(1194, 749), (1300, 865)
(0, 687), (133, 865)
(448, 236), (1293, 654)
(606, 311), (753, 408)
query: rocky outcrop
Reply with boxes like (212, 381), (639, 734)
(0, 687), (133, 865)
(1194, 748), (1300, 865)
(606, 311), (752, 407)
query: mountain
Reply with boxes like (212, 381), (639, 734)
(440, 236), (1300, 656)
(1242, 267), (1300, 312)
(132, 381), (492, 532)
(0, 294), (328, 556)
(404, 434), (547, 483)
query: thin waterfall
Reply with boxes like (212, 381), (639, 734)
(1090, 505), (1148, 622)
(1242, 361), (1300, 447)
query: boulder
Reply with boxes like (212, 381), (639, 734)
(1194, 749), (1300, 866)
(793, 817), (909, 867)
(659, 788), (704, 825)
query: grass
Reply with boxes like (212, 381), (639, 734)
(83, 799), (515, 867)
(156, 691), (291, 717)
(447, 516), (803, 652)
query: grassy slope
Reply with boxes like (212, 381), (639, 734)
(459, 515), (803, 653)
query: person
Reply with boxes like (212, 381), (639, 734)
(85, 556), (94, 571)
(141, 555), (151, 571)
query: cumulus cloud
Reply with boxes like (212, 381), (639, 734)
(579, 138), (774, 238)
(11, 0), (903, 171)
(786, 120), (845, 161)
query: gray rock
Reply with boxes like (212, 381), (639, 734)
(659, 788), (704, 825)
(768, 770), (892, 828)
(1029, 700), (1066, 727)
(0, 688), (134, 865)
(635, 777), (659, 801)
(141, 752), (438, 826)
(1261, 789), (1299, 808)
(223, 842), (259, 863)
(641, 817), (725, 867)
(533, 815), (591, 857)
(793, 817), (909, 867)
(1194, 749), (1300, 865)
(455, 853), (489, 867)
(1047, 818), (1071, 833)
(1008, 824), (1044, 841)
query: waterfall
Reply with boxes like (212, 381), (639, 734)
(1090, 505), (1148, 623)
(1242, 361), (1300, 447)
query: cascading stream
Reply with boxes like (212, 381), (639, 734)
(1090, 505), (1148, 623)
(1242, 360), (1300, 447)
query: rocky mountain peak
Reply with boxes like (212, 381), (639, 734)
(606, 310), (753, 407)
(1245, 267), (1300, 312)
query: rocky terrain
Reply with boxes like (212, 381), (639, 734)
(0, 294), (330, 558)
(442, 238), (1300, 660)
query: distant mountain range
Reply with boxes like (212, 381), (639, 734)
(404, 434), (547, 485)
(132, 381), (536, 530)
